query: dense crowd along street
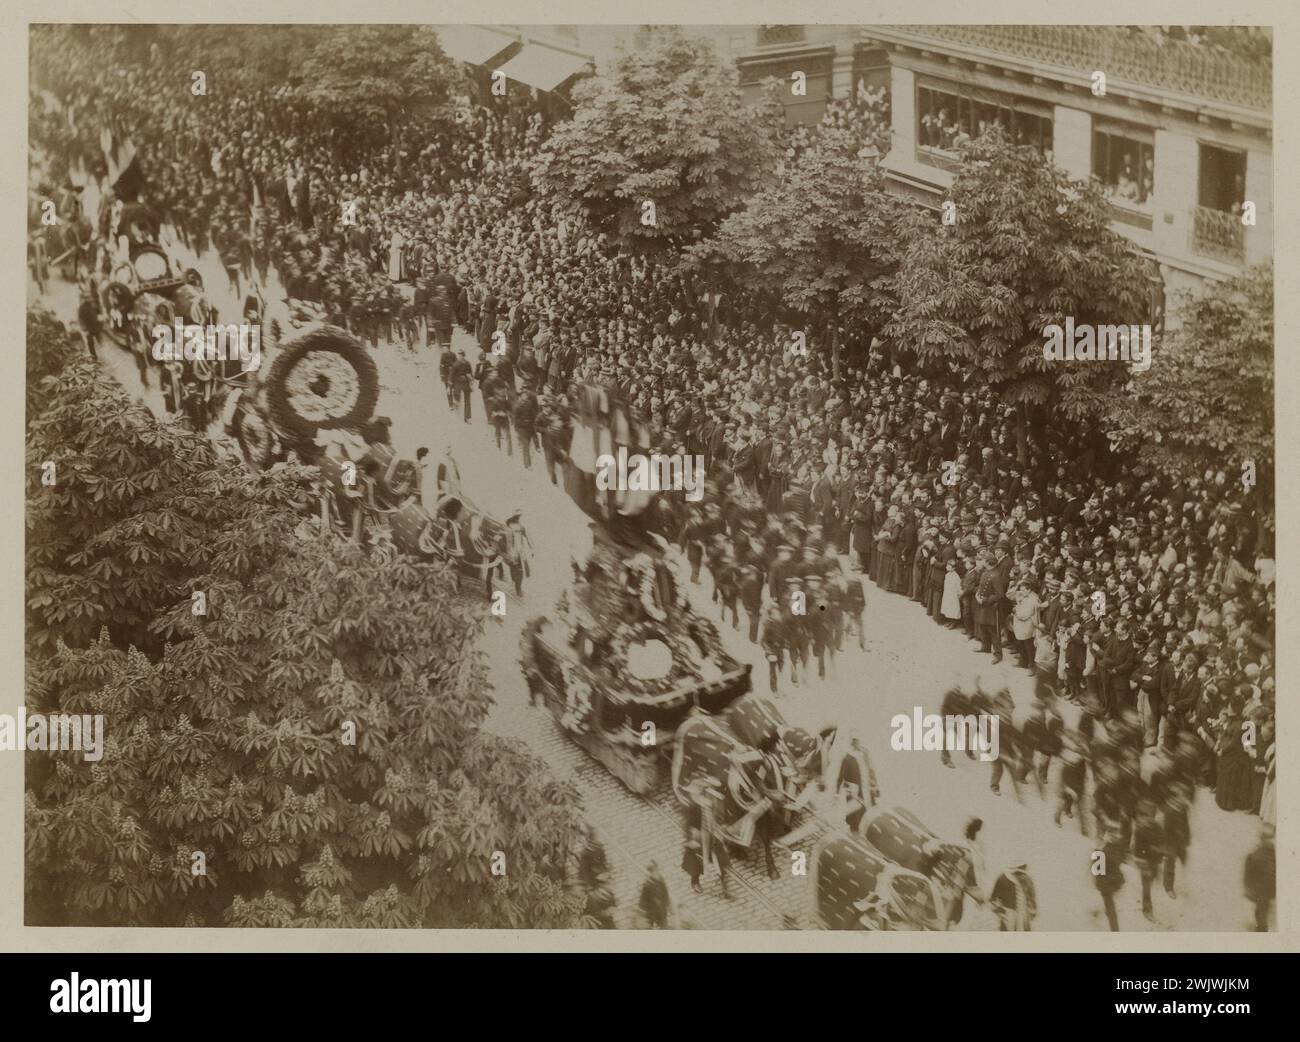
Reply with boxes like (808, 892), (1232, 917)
(24, 24), (1275, 932)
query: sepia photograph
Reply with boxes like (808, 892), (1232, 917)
(10, 5), (1288, 973)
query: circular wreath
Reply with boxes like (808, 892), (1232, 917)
(265, 326), (379, 438)
(604, 620), (702, 696)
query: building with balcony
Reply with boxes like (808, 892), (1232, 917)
(435, 24), (1271, 307)
(861, 25), (1273, 303)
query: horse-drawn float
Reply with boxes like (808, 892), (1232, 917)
(229, 322), (505, 594)
(521, 527), (751, 792)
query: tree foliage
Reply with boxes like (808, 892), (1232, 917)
(691, 122), (904, 366)
(533, 29), (783, 252)
(884, 128), (1152, 424)
(294, 25), (465, 143)
(26, 311), (597, 929)
(1104, 259), (1273, 478)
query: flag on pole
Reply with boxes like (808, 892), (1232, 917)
(102, 128), (143, 202)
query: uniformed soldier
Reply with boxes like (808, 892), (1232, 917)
(767, 544), (797, 602)
(939, 685), (971, 768)
(738, 562), (765, 644)
(716, 551), (740, 630)
(805, 575), (833, 680)
(783, 576), (809, 684)
(1131, 796), (1164, 922)
(706, 532), (729, 605)
(539, 392), (570, 486)
(684, 508), (711, 585)
(512, 386), (539, 469)
(989, 863), (1037, 931)
(490, 379), (513, 456)
(451, 351), (473, 422)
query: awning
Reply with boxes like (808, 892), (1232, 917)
(495, 44), (591, 92)
(436, 25), (519, 67)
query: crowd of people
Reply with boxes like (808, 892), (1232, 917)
(30, 26), (1275, 929)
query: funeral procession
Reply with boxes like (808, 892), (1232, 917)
(22, 21), (1276, 937)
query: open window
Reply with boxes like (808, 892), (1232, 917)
(1093, 122), (1156, 207)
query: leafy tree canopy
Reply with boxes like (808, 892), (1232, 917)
(884, 128), (1152, 424)
(26, 311), (598, 929)
(690, 122), (904, 349)
(534, 29), (783, 253)
(294, 25), (466, 141)
(1104, 259), (1273, 479)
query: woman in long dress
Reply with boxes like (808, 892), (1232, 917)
(1215, 713), (1256, 812)
(941, 559), (963, 625)
(874, 508), (899, 592)
(387, 228), (405, 282)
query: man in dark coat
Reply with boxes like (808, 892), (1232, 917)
(428, 285), (454, 349)
(810, 470), (835, 547)
(512, 387), (538, 469)
(939, 686), (971, 768)
(767, 544), (797, 603)
(925, 539), (952, 618)
(849, 487), (873, 574)
(473, 354), (495, 421)
(490, 380), (513, 455)
(1243, 825), (1275, 931)
(439, 347), (456, 407)
(638, 861), (670, 929)
(895, 508), (918, 595)
(539, 394), (570, 486)
(988, 688), (1021, 798)
(450, 351), (473, 423)
(835, 475), (857, 555)
(761, 602), (788, 693)
(976, 545), (1012, 663)
(1132, 796), (1165, 922)
(1103, 618), (1137, 714)
(738, 563), (765, 644)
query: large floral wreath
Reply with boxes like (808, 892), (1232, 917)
(604, 620), (702, 697)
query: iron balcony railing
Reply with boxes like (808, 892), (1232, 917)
(884, 25), (1271, 111)
(1190, 205), (1247, 264)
